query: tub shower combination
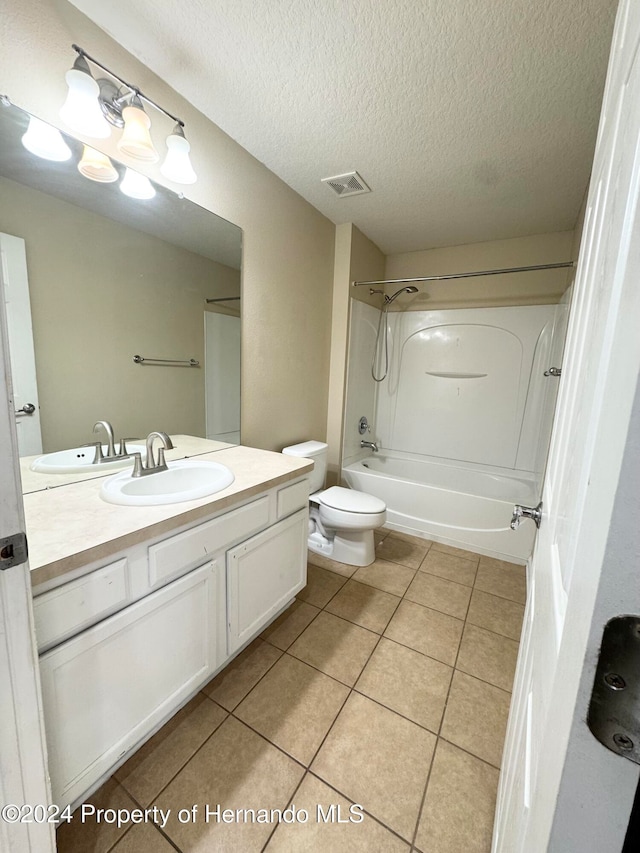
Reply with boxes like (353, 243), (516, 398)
(343, 451), (538, 561)
(342, 267), (571, 563)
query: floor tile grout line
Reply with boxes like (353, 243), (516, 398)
(227, 667), (354, 772)
(437, 734), (504, 772)
(408, 542), (479, 851)
(230, 602), (329, 708)
(226, 709), (311, 772)
(105, 784), (184, 853)
(350, 681), (451, 739)
(259, 770), (309, 852)
(406, 566), (521, 847)
(473, 586), (527, 606)
(305, 768), (419, 846)
(204, 642), (286, 712)
(116, 698), (231, 819)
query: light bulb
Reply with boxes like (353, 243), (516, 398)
(120, 168), (156, 200)
(21, 116), (72, 161)
(59, 54), (111, 139)
(77, 145), (118, 183)
(117, 96), (159, 162)
(160, 125), (197, 184)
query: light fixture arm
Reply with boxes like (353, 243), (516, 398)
(71, 44), (185, 128)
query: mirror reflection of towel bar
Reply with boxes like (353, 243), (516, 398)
(425, 371), (487, 379)
(133, 355), (199, 367)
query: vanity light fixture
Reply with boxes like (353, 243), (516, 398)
(120, 168), (156, 200)
(59, 53), (111, 139)
(60, 46), (196, 183)
(160, 124), (197, 184)
(116, 95), (159, 163)
(21, 115), (72, 161)
(77, 145), (119, 183)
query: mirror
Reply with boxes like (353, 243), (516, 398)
(0, 101), (242, 494)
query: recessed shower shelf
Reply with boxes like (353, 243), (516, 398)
(425, 371), (488, 379)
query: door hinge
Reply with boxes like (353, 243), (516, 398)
(588, 615), (640, 764)
(0, 532), (29, 570)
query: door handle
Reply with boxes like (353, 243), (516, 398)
(544, 367), (562, 377)
(15, 403), (36, 415)
(510, 501), (543, 530)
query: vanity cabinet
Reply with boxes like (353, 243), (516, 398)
(33, 475), (309, 810)
(39, 562), (218, 808)
(227, 508), (308, 653)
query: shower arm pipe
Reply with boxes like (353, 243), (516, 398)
(351, 261), (575, 288)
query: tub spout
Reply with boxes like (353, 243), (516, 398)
(360, 440), (379, 452)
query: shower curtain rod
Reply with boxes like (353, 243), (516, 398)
(205, 296), (241, 303)
(351, 261), (575, 287)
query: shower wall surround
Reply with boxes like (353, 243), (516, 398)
(344, 299), (567, 480)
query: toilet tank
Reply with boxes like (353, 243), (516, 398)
(282, 440), (328, 493)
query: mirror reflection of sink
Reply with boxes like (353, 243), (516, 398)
(30, 445), (146, 474)
(99, 459), (235, 506)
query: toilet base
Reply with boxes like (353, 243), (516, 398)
(307, 528), (376, 567)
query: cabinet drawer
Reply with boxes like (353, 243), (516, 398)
(33, 558), (129, 652)
(148, 496), (269, 589)
(276, 478), (309, 519)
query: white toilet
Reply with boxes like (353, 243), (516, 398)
(282, 440), (386, 567)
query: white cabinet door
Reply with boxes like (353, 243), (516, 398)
(227, 509), (307, 654)
(39, 561), (218, 808)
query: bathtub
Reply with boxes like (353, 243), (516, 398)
(342, 453), (539, 563)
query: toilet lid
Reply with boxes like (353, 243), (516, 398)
(317, 486), (385, 514)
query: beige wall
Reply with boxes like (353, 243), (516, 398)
(0, 176), (240, 452)
(385, 231), (575, 310)
(325, 224), (385, 485)
(1, 0), (335, 452)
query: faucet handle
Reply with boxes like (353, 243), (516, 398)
(81, 441), (104, 464)
(156, 447), (168, 471)
(117, 437), (140, 457)
(130, 452), (144, 477)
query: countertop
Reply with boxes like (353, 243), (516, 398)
(25, 443), (312, 588)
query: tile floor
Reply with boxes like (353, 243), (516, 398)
(56, 530), (526, 853)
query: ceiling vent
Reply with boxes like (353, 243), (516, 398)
(321, 171), (371, 197)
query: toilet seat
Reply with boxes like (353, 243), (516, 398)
(315, 486), (386, 514)
(314, 486), (386, 531)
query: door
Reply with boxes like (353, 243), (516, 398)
(204, 310), (241, 444)
(0, 232), (42, 455)
(0, 239), (54, 850)
(494, 0), (640, 850)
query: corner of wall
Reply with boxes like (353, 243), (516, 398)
(325, 224), (385, 485)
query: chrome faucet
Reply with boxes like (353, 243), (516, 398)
(132, 431), (175, 477)
(360, 440), (379, 453)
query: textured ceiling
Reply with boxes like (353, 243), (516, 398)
(70, 0), (618, 254)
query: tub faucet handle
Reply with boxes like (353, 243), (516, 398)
(358, 416), (371, 435)
(510, 501), (543, 530)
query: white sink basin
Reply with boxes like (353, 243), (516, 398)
(30, 445), (146, 474)
(99, 459), (235, 506)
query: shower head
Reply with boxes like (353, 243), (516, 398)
(384, 285), (419, 304)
